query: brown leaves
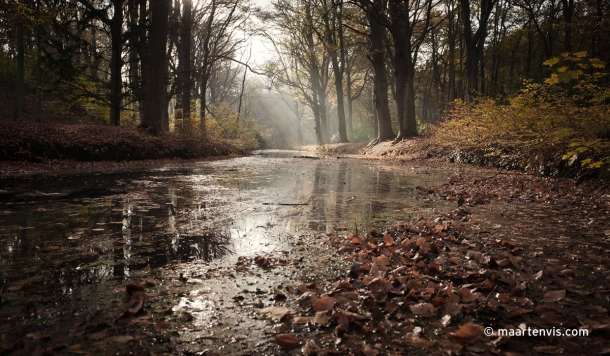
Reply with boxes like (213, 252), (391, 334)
(312, 296), (336, 312)
(261, 306), (293, 321)
(274, 334), (301, 349)
(410, 303), (437, 317)
(448, 323), (484, 345)
(542, 290), (566, 303)
(116, 284), (147, 328)
(126, 284), (145, 314)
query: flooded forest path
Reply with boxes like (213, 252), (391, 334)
(0, 151), (608, 355)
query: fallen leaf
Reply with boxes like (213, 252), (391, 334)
(313, 311), (332, 326)
(448, 323), (484, 345)
(275, 334), (300, 349)
(261, 306), (292, 321)
(313, 296), (336, 312)
(383, 235), (394, 247)
(296, 291), (318, 308)
(126, 284), (145, 314)
(457, 288), (480, 303)
(410, 303), (437, 317)
(302, 339), (320, 356)
(543, 290), (566, 303)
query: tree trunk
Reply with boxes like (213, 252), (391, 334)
(460, 0), (496, 96)
(561, 0), (573, 52)
(14, 23), (24, 120)
(177, 0), (192, 131)
(366, 1), (394, 143)
(142, 0), (169, 133)
(109, 0), (124, 126)
(324, 0), (348, 143)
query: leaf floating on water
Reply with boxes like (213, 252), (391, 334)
(312, 295), (336, 312)
(274, 333), (301, 349)
(543, 290), (566, 303)
(448, 323), (484, 345)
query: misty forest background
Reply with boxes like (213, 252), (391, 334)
(0, 0), (609, 169)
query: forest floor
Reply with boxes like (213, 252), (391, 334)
(282, 141), (610, 355)
(2, 140), (610, 355)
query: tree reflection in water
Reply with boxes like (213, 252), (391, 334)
(175, 229), (233, 262)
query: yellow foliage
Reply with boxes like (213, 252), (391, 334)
(432, 53), (609, 173)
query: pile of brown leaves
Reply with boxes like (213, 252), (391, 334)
(268, 208), (610, 355)
(0, 121), (236, 163)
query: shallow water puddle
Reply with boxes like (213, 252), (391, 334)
(4, 151), (602, 354)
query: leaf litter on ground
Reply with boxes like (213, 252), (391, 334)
(258, 201), (610, 355)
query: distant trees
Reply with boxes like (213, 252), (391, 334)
(258, 0), (609, 146)
(1, 0), (608, 146)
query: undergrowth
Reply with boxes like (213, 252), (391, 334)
(431, 52), (609, 179)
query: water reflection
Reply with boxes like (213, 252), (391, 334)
(0, 153), (456, 315)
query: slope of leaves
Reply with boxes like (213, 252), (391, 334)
(0, 121), (238, 162)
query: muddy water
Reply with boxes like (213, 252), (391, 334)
(0, 151), (471, 354)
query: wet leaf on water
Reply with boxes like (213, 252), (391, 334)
(261, 306), (293, 321)
(313, 295), (336, 312)
(448, 323), (484, 345)
(274, 333), (300, 349)
(409, 303), (437, 317)
(543, 290), (566, 303)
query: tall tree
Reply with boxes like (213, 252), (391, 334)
(360, 0), (394, 144)
(460, 0), (497, 96)
(142, 0), (170, 133)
